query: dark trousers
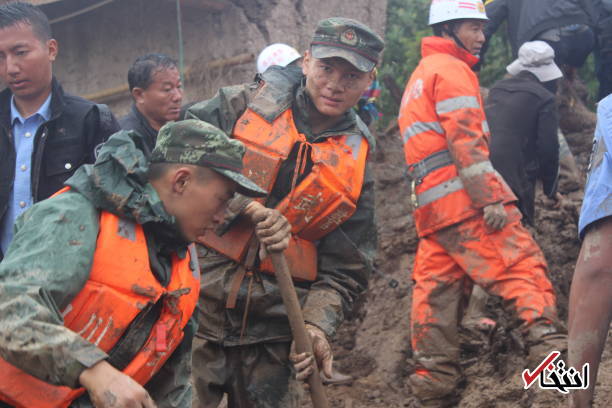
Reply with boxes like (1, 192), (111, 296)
(192, 339), (302, 408)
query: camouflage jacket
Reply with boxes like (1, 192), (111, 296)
(0, 131), (194, 408)
(186, 65), (377, 345)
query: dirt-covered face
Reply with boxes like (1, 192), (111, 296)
(452, 19), (486, 56)
(302, 51), (373, 120)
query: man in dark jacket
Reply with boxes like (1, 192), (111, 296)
(0, 2), (119, 257)
(119, 53), (183, 156)
(485, 41), (563, 225)
(482, 0), (596, 70)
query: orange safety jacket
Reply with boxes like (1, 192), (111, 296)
(398, 36), (516, 237)
(0, 193), (200, 408)
(198, 106), (369, 281)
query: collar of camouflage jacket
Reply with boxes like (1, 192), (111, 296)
(65, 130), (189, 251)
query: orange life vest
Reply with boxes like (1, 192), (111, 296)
(398, 37), (516, 237)
(197, 107), (369, 281)
(0, 197), (200, 408)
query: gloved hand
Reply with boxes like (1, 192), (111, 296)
(243, 201), (291, 257)
(289, 324), (333, 382)
(483, 202), (507, 230)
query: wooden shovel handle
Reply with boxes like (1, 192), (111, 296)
(270, 252), (329, 408)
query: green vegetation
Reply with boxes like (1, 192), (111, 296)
(378, 0), (598, 127)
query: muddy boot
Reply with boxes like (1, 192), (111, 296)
(408, 368), (462, 408)
(408, 377), (461, 408)
(525, 320), (568, 368)
(461, 286), (496, 351)
(557, 129), (582, 192)
(462, 286), (493, 326)
(410, 394), (461, 408)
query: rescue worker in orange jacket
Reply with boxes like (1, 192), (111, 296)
(0, 120), (291, 408)
(398, 0), (566, 404)
(186, 17), (383, 407)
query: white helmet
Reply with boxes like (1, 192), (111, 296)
(256, 43), (302, 74)
(428, 0), (488, 26)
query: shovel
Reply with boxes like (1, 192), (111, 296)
(270, 252), (330, 408)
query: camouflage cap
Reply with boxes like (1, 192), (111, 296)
(310, 17), (384, 72)
(150, 120), (267, 197)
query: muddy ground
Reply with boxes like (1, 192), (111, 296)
(322, 81), (612, 407)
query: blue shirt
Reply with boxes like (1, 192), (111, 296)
(0, 93), (52, 253)
(578, 94), (612, 238)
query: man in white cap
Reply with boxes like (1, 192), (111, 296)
(256, 43), (302, 74)
(485, 41), (564, 225)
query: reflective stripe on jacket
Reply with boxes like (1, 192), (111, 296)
(398, 36), (516, 237)
(0, 203), (200, 408)
(198, 106), (369, 281)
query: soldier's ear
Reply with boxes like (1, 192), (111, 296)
(171, 166), (202, 196)
(172, 168), (188, 193)
(368, 68), (376, 81)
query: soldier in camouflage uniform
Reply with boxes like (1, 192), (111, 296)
(187, 18), (384, 408)
(0, 121), (289, 408)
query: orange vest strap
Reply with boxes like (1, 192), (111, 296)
(50, 186), (71, 198)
